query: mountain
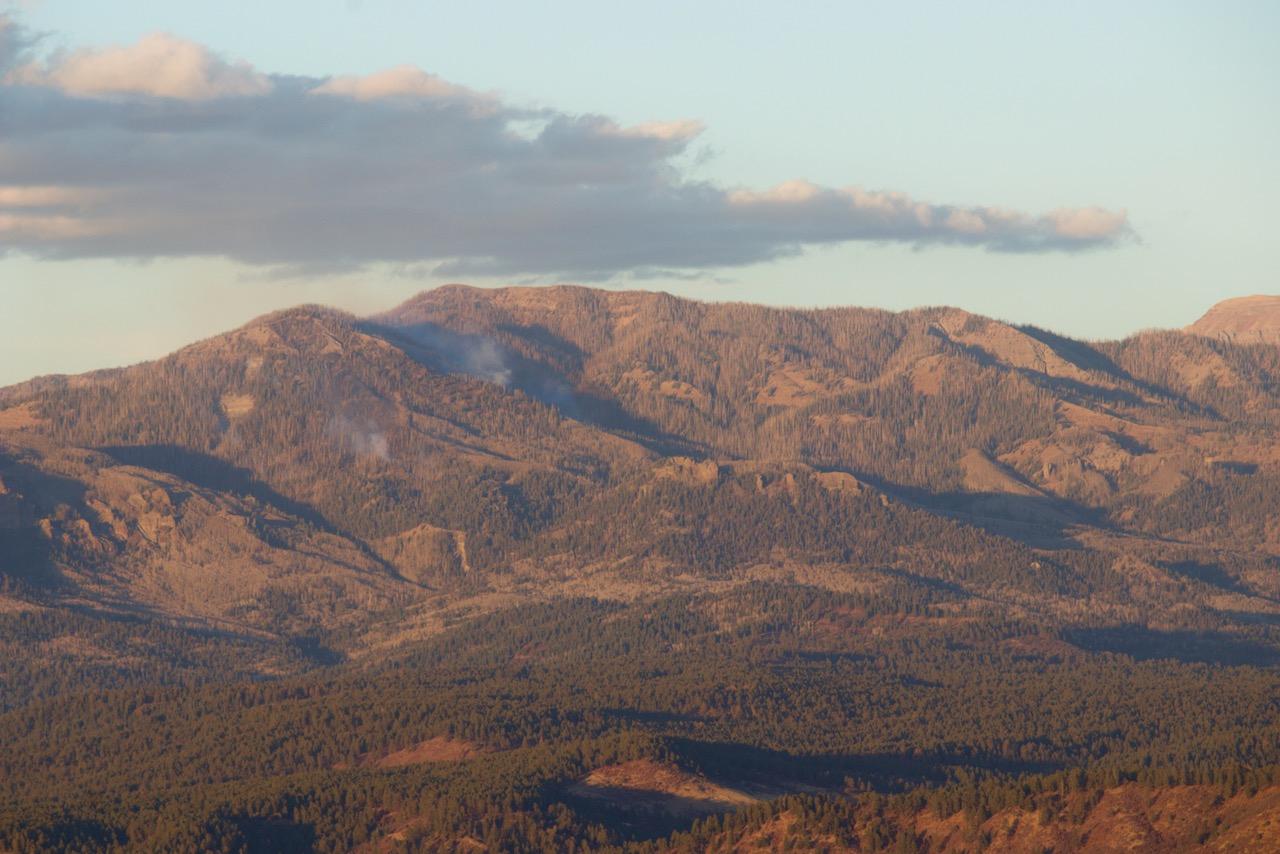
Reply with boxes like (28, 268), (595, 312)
(10, 287), (1280, 647)
(1187, 294), (1280, 344)
(3, 287), (1280, 851)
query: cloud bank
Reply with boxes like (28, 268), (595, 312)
(0, 16), (1132, 279)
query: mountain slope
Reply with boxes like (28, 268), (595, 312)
(1187, 294), (1280, 345)
(6, 288), (1280, 850)
(3, 288), (1280, 664)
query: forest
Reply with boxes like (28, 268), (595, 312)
(5, 584), (1280, 851)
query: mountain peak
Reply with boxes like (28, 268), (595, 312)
(1187, 295), (1280, 344)
(382, 283), (678, 320)
(175, 304), (361, 361)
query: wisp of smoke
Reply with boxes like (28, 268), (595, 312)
(326, 413), (390, 461)
(386, 322), (582, 417)
(398, 325), (514, 387)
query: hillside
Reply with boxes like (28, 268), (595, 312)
(668, 781), (1280, 852)
(6, 288), (1280, 655)
(4, 287), (1280, 850)
(1187, 294), (1280, 345)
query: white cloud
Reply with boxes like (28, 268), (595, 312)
(944, 209), (988, 235)
(5, 31), (271, 100)
(594, 118), (706, 143)
(728, 180), (824, 205)
(311, 65), (482, 103)
(1043, 206), (1130, 240)
(0, 184), (99, 206)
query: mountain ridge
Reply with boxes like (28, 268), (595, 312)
(4, 285), (1280, 655)
(1186, 293), (1280, 344)
(6, 285), (1280, 850)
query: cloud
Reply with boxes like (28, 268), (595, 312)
(0, 184), (100, 206)
(0, 12), (35, 74)
(595, 118), (706, 143)
(311, 65), (483, 104)
(0, 15), (1133, 279)
(4, 30), (270, 100)
(1042, 206), (1131, 240)
(0, 212), (111, 239)
(723, 182), (1129, 251)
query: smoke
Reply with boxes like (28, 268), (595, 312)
(397, 325), (514, 387)
(326, 413), (389, 461)
(453, 335), (513, 388)
(385, 321), (586, 417)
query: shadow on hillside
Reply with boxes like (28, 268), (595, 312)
(496, 320), (589, 369)
(603, 708), (711, 726)
(9, 818), (123, 852)
(563, 786), (731, 840)
(31, 598), (345, 668)
(60, 602), (320, 662)
(0, 454), (83, 589)
(1220, 610), (1280, 627)
(98, 444), (407, 583)
(1063, 625), (1280, 667)
(561, 738), (1060, 843)
(0, 525), (61, 589)
(933, 324), (1181, 413)
(366, 320), (704, 457)
(1163, 560), (1249, 596)
(868, 474), (1099, 549)
(670, 739), (1060, 795)
(874, 566), (972, 598)
(228, 816), (316, 853)
(1016, 325), (1214, 416)
(96, 445), (332, 532)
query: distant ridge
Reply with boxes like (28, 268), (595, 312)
(7, 283), (1280, 651)
(1186, 294), (1280, 344)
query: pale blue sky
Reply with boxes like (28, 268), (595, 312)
(1, 1), (1277, 385)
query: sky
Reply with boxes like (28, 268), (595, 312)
(1, 1), (1277, 386)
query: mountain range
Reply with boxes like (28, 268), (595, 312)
(5, 286), (1280, 645)
(4, 286), (1280, 851)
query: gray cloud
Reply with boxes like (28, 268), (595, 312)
(0, 16), (1133, 279)
(0, 12), (37, 75)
